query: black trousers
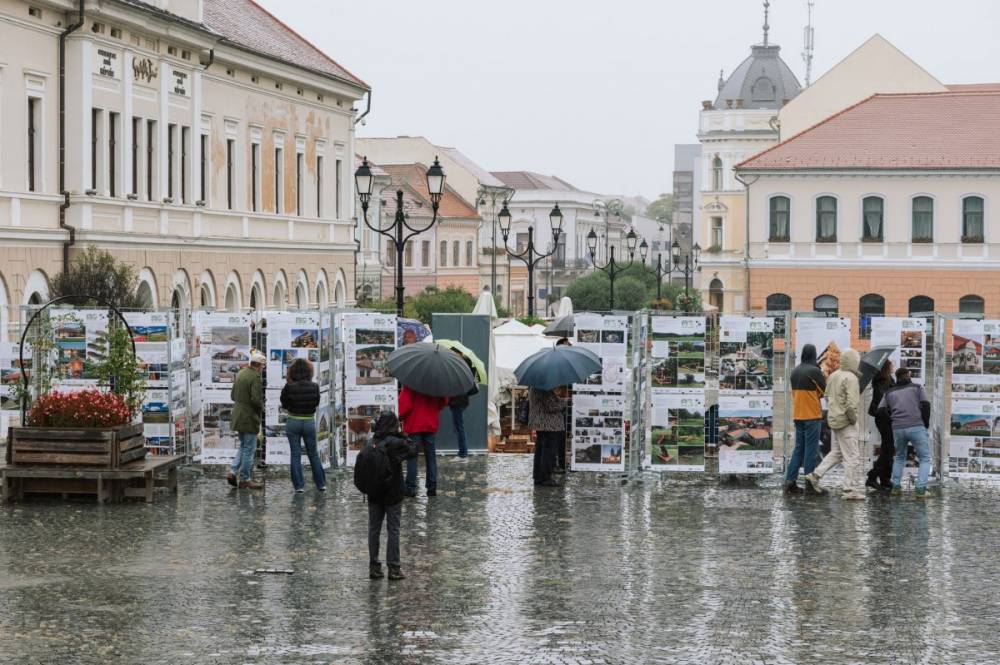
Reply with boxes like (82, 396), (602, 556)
(867, 419), (895, 487)
(368, 500), (402, 567)
(533, 431), (562, 483)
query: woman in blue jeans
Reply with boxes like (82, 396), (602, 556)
(280, 358), (327, 493)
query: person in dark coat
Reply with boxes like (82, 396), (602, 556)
(530, 386), (567, 487)
(448, 350), (479, 459)
(280, 358), (326, 492)
(865, 361), (896, 490)
(368, 412), (417, 581)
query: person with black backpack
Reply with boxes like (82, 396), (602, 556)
(354, 411), (417, 581)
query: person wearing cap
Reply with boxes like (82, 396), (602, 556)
(227, 351), (266, 489)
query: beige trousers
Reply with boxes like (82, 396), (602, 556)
(814, 421), (863, 492)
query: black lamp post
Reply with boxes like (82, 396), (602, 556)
(658, 240), (701, 311)
(477, 185), (514, 306)
(499, 203), (563, 318)
(587, 227), (638, 310)
(355, 156), (446, 316)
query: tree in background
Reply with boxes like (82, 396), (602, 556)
(49, 245), (144, 309)
(565, 271), (647, 311)
(406, 286), (477, 324)
(645, 193), (674, 222)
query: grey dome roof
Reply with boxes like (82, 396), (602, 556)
(714, 44), (801, 111)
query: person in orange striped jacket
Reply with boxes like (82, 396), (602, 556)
(784, 344), (826, 494)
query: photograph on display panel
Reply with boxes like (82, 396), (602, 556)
(871, 317), (927, 384)
(650, 316), (707, 393)
(571, 393), (626, 471)
(0, 341), (28, 412)
(572, 313), (627, 391)
(343, 312), (398, 390)
(649, 394), (705, 471)
(50, 309), (109, 388)
(951, 319), (1000, 398)
(794, 317), (851, 379)
(948, 399), (1000, 481)
(719, 316), (774, 394)
(718, 394), (775, 475)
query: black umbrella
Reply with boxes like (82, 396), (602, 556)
(859, 345), (896, 392)
(514, 346), (601, 391)
(386, 342), (476, 397)
(543, 314), (574, 337)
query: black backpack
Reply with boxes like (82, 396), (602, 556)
(353, 438), (393, 498)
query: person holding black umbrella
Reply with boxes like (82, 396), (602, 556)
(865, 361), (896, 491)
(530, 385), (568, 487)
(399, 385), (448, 497)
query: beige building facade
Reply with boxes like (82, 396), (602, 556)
(0, 0), (368, 335)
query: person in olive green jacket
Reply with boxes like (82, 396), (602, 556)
(227, 352), (266, 489)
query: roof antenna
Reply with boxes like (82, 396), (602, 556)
(802, 0), (815, 85)
(763, 0), (770, 46)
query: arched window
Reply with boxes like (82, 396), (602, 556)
(452, 240), (460, 266)
(751, 76), (775, 102)
(273, 282), (286, 309)
(295, 283), (307, 309)
(908, 296), (934, 317)
(136, 282), (154, 309)
(816, 196), (837, 242)
(250, 285), (260, 310)
(769, 196), (789, 241)
(225, 284), (239, 312)
(859, 293), (885, 339)
(316, 281), (328, 309)
(466, 240), (474, 267)
(766, 293), (791, 338)
(862, 196), (884, 242)
(709, 278), (724, 312)
(912, 196), (934, 242)
(962, 196), (985, 243)
(814, 294), (838, 316)
(712, 156), (723, 191)
(959, 295), (985, 315)
(200, 284), (213, 308)
(440, 240), (448, 267)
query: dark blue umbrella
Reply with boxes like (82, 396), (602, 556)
(398, 318), (430, 344)
(514, 346), (602, 391)
(387, 342), (476, 397)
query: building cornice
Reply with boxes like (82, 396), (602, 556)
(74, 230), (357, 253)
(736, 168), (1000, 178)
(750, 259), (1000, 270)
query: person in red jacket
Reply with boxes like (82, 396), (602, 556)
(399, 385), (448, 497)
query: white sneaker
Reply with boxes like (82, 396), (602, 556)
(803, 472), (825, 494)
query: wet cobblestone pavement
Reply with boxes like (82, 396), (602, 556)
(2, 455), (1000, 664)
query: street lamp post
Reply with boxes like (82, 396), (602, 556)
(477, 185), (515, 305)
(499, 203), (563, 318)
(592, 197), (625, 261)
(587, 228), (638, 310)
(355, 156), (446, 316)
(656, 240), (702, 312)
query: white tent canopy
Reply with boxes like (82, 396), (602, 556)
(494, 320), (559, 372)
(472, 292), (501, 435)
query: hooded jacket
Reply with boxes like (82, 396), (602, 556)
(398, 386), (448, 434)
(791, 344), (826, 421)
(826, 348), (861, 430)
(369, 413), (418, 506)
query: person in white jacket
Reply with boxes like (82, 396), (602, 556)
(803, 348), (865, 500)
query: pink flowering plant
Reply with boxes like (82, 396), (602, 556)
(27, 390), (134, 428)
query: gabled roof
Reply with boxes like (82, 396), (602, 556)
(491, 171), (580, 192)
(379, 164), (480, 218)
(738, 91), (1000, 171)
(203, 0), (368, 90)
(438, 147), (506, 189)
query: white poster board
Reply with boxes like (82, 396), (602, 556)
(50, 309), (109, 391)
(341, 312), (398, 467)
(951, 319), (1000, 398)
(717, 316), (776, 474)
(572, 313), (628, 392)
(647, 316), (707, 472)
(948, 399), (1000, 481)
(192, 312), (252, 465)
(0, 341), (26, 413)
(718, 393), (775, 475)
(571, 392), (626, 472)
(871, 317), (927, 384)
(794, 317), (852, 379)
(125, 311), (187, 456)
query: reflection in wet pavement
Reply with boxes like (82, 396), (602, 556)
(1, 455), (998, 664)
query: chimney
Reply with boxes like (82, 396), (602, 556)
(702, 100), (713, 110)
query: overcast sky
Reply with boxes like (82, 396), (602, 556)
(259, 0), (1000, 200)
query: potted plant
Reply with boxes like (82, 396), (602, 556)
(8, 323), (146, 468)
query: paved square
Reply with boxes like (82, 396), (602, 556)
(1, 455), (996, 664)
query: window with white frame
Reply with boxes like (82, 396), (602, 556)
(912, 196), (933, 242)
(862, 196), (884, 242)
(815, 196), (837, 242)
(710, 217), (723, 248)
(962, 196), (984, 243)
(769, 196), (790, 241)
(274, 138), (284, 213)
(108, 112), (119, 197)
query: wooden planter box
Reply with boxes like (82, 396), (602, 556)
(6, 423), (146, 469)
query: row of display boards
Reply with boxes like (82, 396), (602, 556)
(0, 305), (996, 485)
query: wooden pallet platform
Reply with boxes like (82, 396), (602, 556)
(0, 455), (182, 505)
